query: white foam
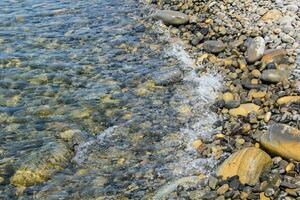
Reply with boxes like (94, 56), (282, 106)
(154, 22), (223, 176)
(73, 126), (117, 165)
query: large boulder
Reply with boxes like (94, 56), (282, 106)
(217, 147), (271, 185)
(259, 123), (300, 161)
(150, 10), (189, 26)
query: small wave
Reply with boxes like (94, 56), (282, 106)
(73, 126), (117, 165)
(154, 22), (223, 176)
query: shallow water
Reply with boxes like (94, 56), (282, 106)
(0, 0), (222, 199)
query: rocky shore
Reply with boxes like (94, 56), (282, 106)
(148, 0), (300, 199)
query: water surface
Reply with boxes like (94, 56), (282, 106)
(0, 0), (222, 199)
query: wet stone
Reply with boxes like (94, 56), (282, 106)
(151, 10), (189, 26)
(203, 40), (227, 53)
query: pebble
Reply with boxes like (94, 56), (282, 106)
(246, 36), (265, 63)
(203, 40), (227, 53)
(260, 69), (289, 83)
(217, 184), (229, 195)
(208, 176), (219, 189)
(229, 103), (260, 117)
(151, 10), (189, 26)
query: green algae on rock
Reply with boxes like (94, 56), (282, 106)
(10, 140), (72, 187)
(216, 147), (272, 185)
(259, 123), (300, 161)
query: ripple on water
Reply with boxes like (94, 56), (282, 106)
(0, 0), (223, 199)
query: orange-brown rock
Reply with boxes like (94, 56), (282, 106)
(229, 103), (260, 117)
(216, 147), (272, 185)
(261, 10), (282, 22)
(261, 49), (287, 64)
(259, 123), (300, 161)
(277, 96), (300, 105)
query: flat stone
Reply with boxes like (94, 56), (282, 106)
(260, 69), (289, 83)
(208, 176), (219, 189)
(261, 10), (282, 22)
(10, 140), (72, 187)
(203, 40), (227, 53)
(201, 191), (218, 200)
(261, 49), (287, 64)
(229, 103), (260, 117)
(246, 37), (265, 63)
(152, 67), (183, 86)
(217, 184), (229, 195)
(151, 10), (189, 26)
(216, 147), (271, 185)
(259, 123), (300, 161)
(277, 96), (300, 105)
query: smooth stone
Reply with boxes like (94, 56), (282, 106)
(222, 92), (234, 103)
(229, 103), (260, 117)
(217, 184), (229, 195)
(277, 96), (300, 105)
(10, 140), (72, 187)
(201, 191), (218, 200)
(261, 49), (287, 64)
(150, 10), (189, 26)
(203, 40), (227, 53)
(216, 147), (271, 185)
(152, 67), (183, 86)
(280, 33), (295, 44)
(261, 10), (282, 22)
(246, 37), (265, 63)
(259, 123), (300, 161)
(225, 100), (241, 109)
(208, 176), (218, 189)
(260, 69), (289, 83)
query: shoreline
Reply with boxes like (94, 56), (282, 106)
(147, 0), (300, 199)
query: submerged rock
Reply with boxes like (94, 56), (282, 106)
(260, 69), (289, 83)
(216, 147), (272, 185)
(203, 40), (227, 53)
(246, 37), (265, 63)
(152, 67), (183, 85)
(150, 10), (189, 26)
(229, 103), (260, 117)
(259, 123), (300, 161)
(10, 140), (72, 187)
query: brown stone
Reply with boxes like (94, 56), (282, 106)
(277, 96), (300, 105)
(259, 123), (300, 161)
(259, 192), (270, 200)
(216, 147), (272, 185)
(261, 10), (282, 22)
(261, 49), (287, 64)
(229, 103), (260, 117)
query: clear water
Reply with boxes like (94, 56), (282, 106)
(0, 0), (222, 199)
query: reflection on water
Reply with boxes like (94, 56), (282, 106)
(0, 0), (222, 199)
